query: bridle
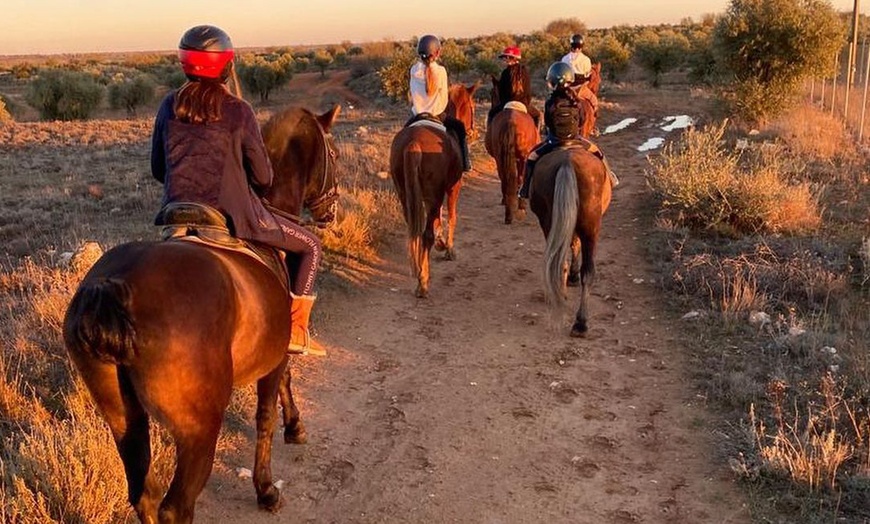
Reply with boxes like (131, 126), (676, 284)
(266, 117), (339, 229)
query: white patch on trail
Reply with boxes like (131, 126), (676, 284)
(637, 137), (665, 152)
(603, 118), (637, 134)
(660, 115), (694, 132)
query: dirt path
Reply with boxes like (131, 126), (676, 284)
(196, 88), (751, 523)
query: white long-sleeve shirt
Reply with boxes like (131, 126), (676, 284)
(561, 50), (592, 77)
(409, 61), (448, 116)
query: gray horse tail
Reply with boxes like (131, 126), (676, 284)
(64, 278), (137, 365)
(543, 160), (579, 307)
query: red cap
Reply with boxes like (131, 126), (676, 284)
(178, 48), (234, 79)
(499, 46), (521, 60)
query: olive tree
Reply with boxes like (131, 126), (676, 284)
(236, 52), (294, 102)
(713, 0), (844, 124)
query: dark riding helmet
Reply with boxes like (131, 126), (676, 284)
(546, 62), (575, 90)
(178, 25), (235, 81)
(417, 35), (442, 61)
(570, 34), (585, 49)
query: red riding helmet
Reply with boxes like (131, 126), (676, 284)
(178, 25), (235, 80)
(499, 46), (522, 60)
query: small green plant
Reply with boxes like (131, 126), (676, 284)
(25, 69), (104, 121)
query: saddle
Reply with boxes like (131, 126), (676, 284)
(503, 101), (527, 113)
(406, 112), (447, 133)
(155, 202), (290, 292)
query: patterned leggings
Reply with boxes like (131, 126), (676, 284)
(274, 216), (322, 296)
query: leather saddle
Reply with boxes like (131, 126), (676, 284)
(155, 202), (290, 292)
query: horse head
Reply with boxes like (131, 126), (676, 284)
(448, 82), (480, 142)
(261, 105), (341, 227)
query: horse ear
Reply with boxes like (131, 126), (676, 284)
(318, 104), (341, 132)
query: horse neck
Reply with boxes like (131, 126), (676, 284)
(264, 123), (323, 217)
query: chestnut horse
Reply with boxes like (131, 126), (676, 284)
(63, 105), (340, 524)
(577, 63), (602, 138)
(529, 146), (611, 337)
(485, 76), (539, 224)
(389, 83), (477, 298)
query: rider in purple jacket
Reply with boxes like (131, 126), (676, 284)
(151, 25), (325, 355)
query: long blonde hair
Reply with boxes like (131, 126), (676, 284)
(423, 58), (437, 96)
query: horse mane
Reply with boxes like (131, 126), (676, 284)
(588, 63), (602, 96)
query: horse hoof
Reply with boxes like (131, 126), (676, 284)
(504, 216), (512, 225)
(415, 287), (429, 299)
(257, 485), (283, 513)
(567, 274), (581, 287)
(284, 422), (307, 445)
(570, 323), (588, 338)
(444, 249), (456, 261)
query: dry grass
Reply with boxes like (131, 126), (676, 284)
(652, 98), (870, 522)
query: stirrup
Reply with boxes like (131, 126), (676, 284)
(287, 329), (327, 357)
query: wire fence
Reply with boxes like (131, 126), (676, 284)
(808, 40), (870, 141)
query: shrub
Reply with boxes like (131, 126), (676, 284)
(632, 29), (691, 87)
(543, 18), (587, 40)
(590, 34), (631, 82)
(378, 46), (417, 102)
(108, 74), (155, 116)
(25, 69), (104, 121)
(0, 95), (12, 123)
(312, 49), (334, 77)
(647, 121), (821, 236)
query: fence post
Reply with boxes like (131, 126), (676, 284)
(832, 51), (840, 116)
(860, 38), (870, 140)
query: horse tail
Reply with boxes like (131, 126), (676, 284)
(403, 145), (426, 277)
(543, 161), (579, 306)
(64, 278), (137, 365)
(499, 122), (518, 197)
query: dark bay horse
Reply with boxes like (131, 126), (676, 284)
(62, 105), (340, 523)
(529, 147), (611, 337)
(485, 76), (539, 224)
(389, 83), (477, 298)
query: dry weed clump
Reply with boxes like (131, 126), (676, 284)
(647, 121), (822, 236)
(770, 105), (858, 164)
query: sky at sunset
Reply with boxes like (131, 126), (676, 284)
(1, 0), (863, 55)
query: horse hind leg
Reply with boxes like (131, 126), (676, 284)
(279, 365), (307, 444)
(567, 235), (581, 287)
(415, 208), (439, 298)
(571, 234), (597, 337)
(157, 384), (230, 523)
(67, 354), (161, 523)
(442, 184), (461, 260)
(254, 360), (287, 512)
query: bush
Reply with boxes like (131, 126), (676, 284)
(25, 69), (104, 121)
(108, 74), (155, 116)
(590, 34), (631, 82)
(378, 46), (417, 102)
(647, 122), (821, 236)
(633, 29), (691, 87)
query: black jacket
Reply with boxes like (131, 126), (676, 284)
(150, 91), (284, 244)
(496, 63), (532, 108)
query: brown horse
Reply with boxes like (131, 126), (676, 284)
(485, 76), (539, 224)
(578, 63), (602, 138)
(389, 83), (477, 298)
(529, 146), (611, 337)
(62, 105), (340, 524)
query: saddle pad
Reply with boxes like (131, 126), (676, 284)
(409, 119), (447, 133)
(504, 101), (528, 113)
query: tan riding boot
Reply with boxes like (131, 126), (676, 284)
(287, 293), (327, 356)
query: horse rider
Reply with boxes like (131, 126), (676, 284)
(561, 34), (599, 126)
(407, 34), (472, 172)
(519, 62), (618, 199)
(151, 25), (325, 356)
(488, 45), (541, 129)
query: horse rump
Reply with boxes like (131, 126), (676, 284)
(64, 277), (137, 365)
